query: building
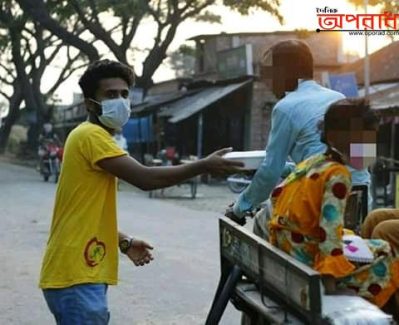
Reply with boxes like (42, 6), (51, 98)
(339, 40), (399, 164)
(132, 77), (252, 159)
(136, 30), (345, 159)
(53, 31), (346, 161)
(339, 40), (399, 207)
(190, 31), (344, 82)
(340, 40), (399, 85)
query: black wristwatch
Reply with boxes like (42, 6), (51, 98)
(119, 237), (133, 254)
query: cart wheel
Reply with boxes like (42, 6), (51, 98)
(191, 181), (197, 199)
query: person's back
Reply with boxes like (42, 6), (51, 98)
(231, 80), (345, 220)
(274, 79), (344, 163)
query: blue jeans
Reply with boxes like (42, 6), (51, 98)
(43, 283), (109, 325)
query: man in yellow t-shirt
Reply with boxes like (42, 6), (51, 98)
(40, 60), (244, 324)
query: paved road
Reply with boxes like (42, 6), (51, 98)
(0, 161), (242, 325)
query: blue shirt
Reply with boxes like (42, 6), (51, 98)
(233, 80), (370, 217)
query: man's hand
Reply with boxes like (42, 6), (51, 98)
(225, 203), (246, 226)
(203, 148), (245, 177)
(125, 239), (154, 266)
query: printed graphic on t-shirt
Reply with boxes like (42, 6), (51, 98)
(84, 237), (106, 267)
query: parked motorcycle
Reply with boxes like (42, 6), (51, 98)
(38, 142), (63, 183)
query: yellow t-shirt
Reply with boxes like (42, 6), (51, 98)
(39, 122), (126, 289)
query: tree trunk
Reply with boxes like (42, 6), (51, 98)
(138, 23), (179, 94)
(0, 89), (23, 154)
(33, 82), (47, 123)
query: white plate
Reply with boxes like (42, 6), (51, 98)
(223, 151), (265, 170)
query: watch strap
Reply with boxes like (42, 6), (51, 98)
(119, 237), (133, 254)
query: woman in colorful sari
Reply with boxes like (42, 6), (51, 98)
(268, 98), (399, 317)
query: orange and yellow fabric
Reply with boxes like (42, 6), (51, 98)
(268, 154), (399, 307)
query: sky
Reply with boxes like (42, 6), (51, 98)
(49, 0), (393, 104)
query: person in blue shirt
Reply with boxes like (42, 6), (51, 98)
(227, 39), (371, 228)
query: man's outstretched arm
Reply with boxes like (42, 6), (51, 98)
(98, 148), (244, 191)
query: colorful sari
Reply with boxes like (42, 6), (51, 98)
(268, 154), (399, 307)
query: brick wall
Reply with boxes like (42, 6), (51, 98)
(193, 31), (343, 76)
(249, 81), (276, 150)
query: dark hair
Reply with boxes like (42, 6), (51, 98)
(261, 40), (314, 79)
(78, 59), (135, 98)
(320, 98), (379, 143)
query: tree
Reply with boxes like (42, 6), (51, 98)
(0, 0), (281, 151)
(0, 0), (88, 153)
(16, 0), (282, 92)
(168, 44), (196, 78)
(348, 0), (398, 12)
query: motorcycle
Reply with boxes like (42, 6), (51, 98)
(38, 142), (63, 183)
(227, 172), (254, 193)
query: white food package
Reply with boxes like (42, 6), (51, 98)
(222, 151), (266, 170)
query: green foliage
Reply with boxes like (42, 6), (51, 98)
(194, 10), (222, 24)
(15, 0), (282, 89)
(168, 44), (196, 78)
(49, 0), (149, 21)
(347, 0), (399, 42)
(178, 44), (197, 56)
(295, 29), (312, 39)
(47, 1), (75, 19)
(96, 0), (149, 17)
(223, 0), (282, 22)
(347, 0), (398, 12)
(0, 34), (10, 49)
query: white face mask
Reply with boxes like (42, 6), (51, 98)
(329, 143), (377, 170)
(349, 143), (377, 170)
(90, 98), (131, 130)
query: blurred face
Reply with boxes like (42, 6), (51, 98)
(326, 129), (377, 170)
(260, 51), (297, 99)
